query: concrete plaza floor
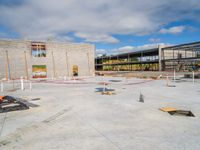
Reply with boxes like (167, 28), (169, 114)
(0, 76), (200, 150)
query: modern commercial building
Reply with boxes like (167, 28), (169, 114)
(95, 41), (200, 72)
(0, 39), (95, 79)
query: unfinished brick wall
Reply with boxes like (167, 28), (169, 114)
(0, 40), (95, 79)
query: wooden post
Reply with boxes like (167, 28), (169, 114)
(65, 52), (70, 77)
(5, 61), (8, 80)
(51, 51), (56, 78)
(24, 51), (29, 79)
(5, 50), (11, 80)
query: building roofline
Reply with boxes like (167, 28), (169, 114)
(163, 41), (200, 49)
(0, 38), (94, 46)
(96, 48), (158, 59)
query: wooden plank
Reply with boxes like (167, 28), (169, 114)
(160, 107), (178, 112)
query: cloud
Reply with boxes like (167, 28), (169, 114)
(0, 0), (200, 42)
(149, 38), (161, 43)
(159, 26), (186, 34)
(109, 43), (170, 54)
(75, 32), (119, 43)
(95, 49), (107, 56)
(95, 43), (171, 56)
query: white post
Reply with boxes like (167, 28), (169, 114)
(73, 76), (76, 82)
(166, 75), (169, 86)
(29, 81), (32, 91)
(1, 81), (3, 92)
(64, 76), (67, 81)
(52, 71), (54, 80)
(173, 69), (176, 82)
(21, 77), (24, 91)
(192, 71), (195, 84)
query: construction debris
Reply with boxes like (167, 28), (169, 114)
(101, 91), (116, 95)
(109, 80), (122, 82)
(30, 98), (41, 101)
(95, 88), (116, 95)
(0, 96), (39, 113)
(160, 107), (195, 117)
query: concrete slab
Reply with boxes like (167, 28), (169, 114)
(0, 77), (200, 150)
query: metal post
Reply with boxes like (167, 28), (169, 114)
(192, 71), (195, 84)
(102, 57), (103, 71)
(128, 54), (130, 71)
(103, 83), (105, 93)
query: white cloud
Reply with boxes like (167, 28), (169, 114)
(109, 43), (170, 54)
(75, 32), (119, 43)
(0, 0), (199, 42)
(149, 38), (160, 43)
(159, 26), (186, 34)
(95, 49), (107, 56)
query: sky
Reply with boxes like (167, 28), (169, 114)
(0, 0), (200, 55)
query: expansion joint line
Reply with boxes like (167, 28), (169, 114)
(0, 112), (7, 137)
(74, 113), (123, 150)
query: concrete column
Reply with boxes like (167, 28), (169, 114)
(158, 45), (162, 71)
